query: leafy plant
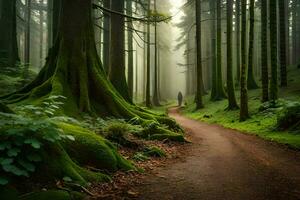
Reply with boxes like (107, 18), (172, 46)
(0, 96), (74, 185)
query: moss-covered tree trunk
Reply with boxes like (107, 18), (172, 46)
(240, 0), (249, 121)
(261, 0), (269, 102)
(214, 0), (227, 101)
(1, 0), (183, 136)
(126, 0), (134, 100)
(109, 0), (131, 103)
(247, 0), (259, 90)
(103, 0), (111, 72)
(235, 0), (241, 86)
(195, 0), (204, 109)
(279, 0), (287, 87)
(0, 0), (19, 69)
(269, 0), (278, 101)
(226, 0), (239, 110)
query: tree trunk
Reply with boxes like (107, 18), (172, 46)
(152, 0), (160, 106)
(24, 0), (31, 67)
(235, 0), (241, 86)
(146, 0), (152, 107)
(247, 0), (259, 89)
(103, 0), (110, 72)
(226, 0), (239, 110)
(210, 0), (217, 100)
(51, 0), (60, 45)
(0, 0), (19, 69)
(126, 0), (134, 100)
(109, 0), (131, 103)
(269, 0), (278, 101)
(214, 0), (227, 100)
(240, 0), (249, 121)
(279, 0), (288, 87)
(195, 0), (204, 109)
(261, 0), (269, 102)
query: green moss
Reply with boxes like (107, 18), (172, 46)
(143, 146), (166, 157)
(183, 75), (300, 149)
(58, 122), (134, 171)
(20, 190), (85, 200)
(42, 143), (109, 186)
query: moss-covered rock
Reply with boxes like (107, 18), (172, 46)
(58, 122), (134, 172)
(277, 102), (300, 132)
(143, 146), (166, 157)
(137, 121), (185, 142)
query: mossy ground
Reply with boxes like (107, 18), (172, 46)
(183, 67), (300, 149)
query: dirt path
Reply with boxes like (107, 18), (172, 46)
(135, 107), (300, 200)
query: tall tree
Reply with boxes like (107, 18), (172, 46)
(103, 0), (110, 72)
(210, 0), (217, 100)
(279, 0), (288, 87)
(214, 0), (227, 100)
(235, 0), (241, 85)
(0, 0), (19, 69)
(261, 0), (269, 102)
(146, 0), (152, 107)
(240, 0), (249, 121)
(25, 0), (31, 66)
(195, 0), (204, 109)
(1, 0), (181, 127)
(269, 0), (278, 101)
(226, 0), (239, 110)
(247, 0), (259, 89)
(152, 0), (160, 106)
(109, 0), (131, 103)
(126, 0), (134, 99)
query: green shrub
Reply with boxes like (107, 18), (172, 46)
(277, 101), (300, 132)
(0, 96), (74, 185)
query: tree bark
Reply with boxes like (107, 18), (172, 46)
(152, 0), (160, 106)
(226, 0), (239, 110)
(103, 0), (110, 72)
(214, 0), (227, 100)
(0, 0), (19, 69)
(269, 0), (279, 101)
(146, 0), (152, 107)
(210, 0), (217, 100)
(126, 0), (134, 100)
(195, 0), (204, 109)
(279, 0), (288, 87)
(109, 0), (131, 103)
(261, 0), (269, 102)
(235, 0), (241, 86)
(240, 0), (249, 121)
(247, 0), (259, 89)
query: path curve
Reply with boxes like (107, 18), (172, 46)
(136, 107), (300, 200)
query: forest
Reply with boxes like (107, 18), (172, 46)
(0, 0), (300, 199)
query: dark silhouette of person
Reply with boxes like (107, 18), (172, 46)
(177, 91), (183, 107)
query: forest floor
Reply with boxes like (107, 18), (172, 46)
(131, 107), (300, 200)
(183, 67), (300, 149)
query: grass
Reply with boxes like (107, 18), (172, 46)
(182, 67), (300, 149)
